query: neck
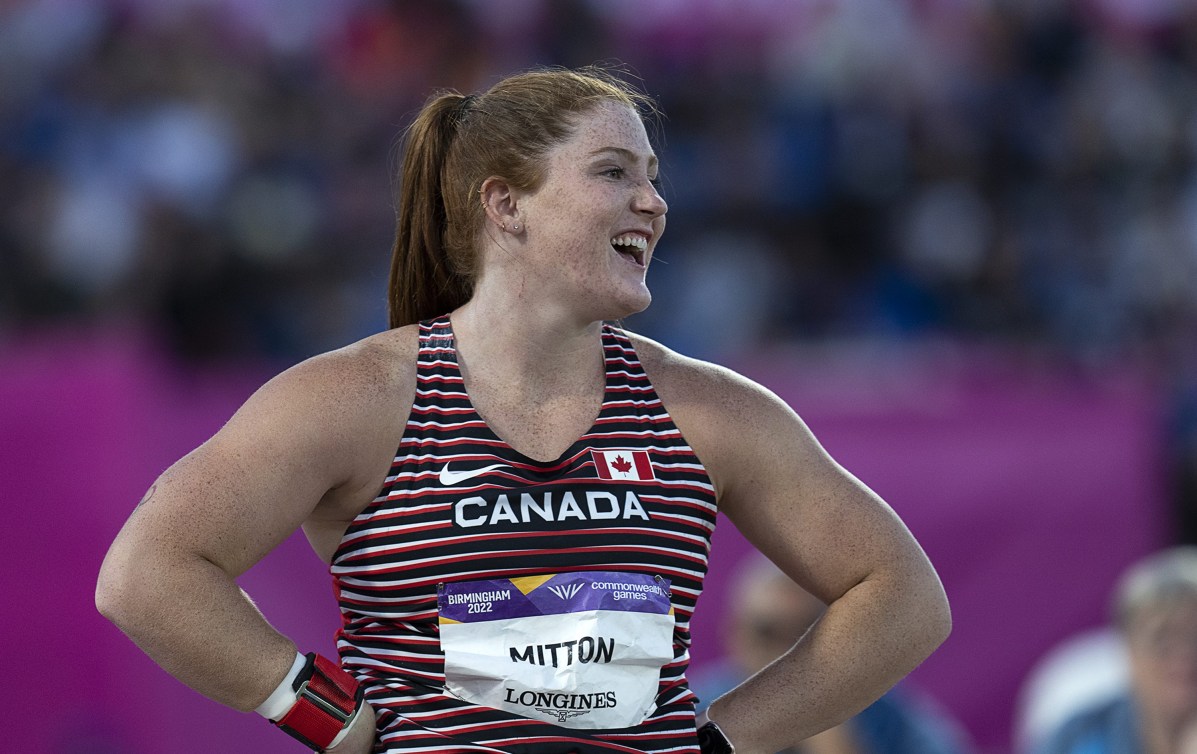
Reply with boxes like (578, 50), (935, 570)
(1139, 705), (1196, 754)
(450, 296), (605, 392)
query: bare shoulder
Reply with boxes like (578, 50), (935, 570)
(625, 332), (814, 500)
(173, 323), (422, 522)
(241, 325), (420, 478)
(625, 332), (927, 606)
(292, 324), (418, 390)
(110, 326), (422, 574)
(625, 332), (785, 416)
(273, 325), (419, 410)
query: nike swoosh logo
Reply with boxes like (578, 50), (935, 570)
(438, 462), (511, 486)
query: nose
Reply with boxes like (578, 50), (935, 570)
(635, 180), (668, 218)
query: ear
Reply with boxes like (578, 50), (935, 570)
(480, 176), (525, 234)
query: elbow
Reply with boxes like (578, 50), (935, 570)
(95, 545), (147, 631)
(919, 581), (953, 659)
(891, 566), (952, 666)
(95, 555), (128, 626)
(932, 591), (953, 648)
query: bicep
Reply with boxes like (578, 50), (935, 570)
(123, 438), (322, 578)
(113, 367), (360, 578)
(706, 389), (929, 605)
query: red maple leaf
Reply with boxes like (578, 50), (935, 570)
(611, 455), (633, 474)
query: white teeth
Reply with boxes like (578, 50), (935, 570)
(610, 234), (648, 251)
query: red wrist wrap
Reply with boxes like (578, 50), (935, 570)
(274, 653), (363, 751)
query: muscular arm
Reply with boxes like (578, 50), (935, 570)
(95, 332), (413, 713)
(638, 339), (951, 754)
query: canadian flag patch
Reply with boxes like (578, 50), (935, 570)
(591, 449), (655, 481)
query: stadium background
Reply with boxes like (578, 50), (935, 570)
(1, 0), (1194, 752)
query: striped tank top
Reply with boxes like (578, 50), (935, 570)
(331, 316), (718, 754)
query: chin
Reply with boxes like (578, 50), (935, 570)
(570, 280), (652, 323)
(606, 288), (652, 321)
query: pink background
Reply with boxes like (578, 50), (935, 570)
(1, 333), (1167, 753)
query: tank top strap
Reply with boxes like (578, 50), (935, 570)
(417, 316), (455, 358)
(599, 322), (662, 417)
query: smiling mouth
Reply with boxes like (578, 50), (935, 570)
(611, 234), (648, 266)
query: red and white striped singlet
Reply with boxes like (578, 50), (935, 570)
(331, 316), (718, 754)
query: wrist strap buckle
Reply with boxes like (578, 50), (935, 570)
(274, 653), (363, 751)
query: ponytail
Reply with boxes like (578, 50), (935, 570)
(388, 92), (473, 329)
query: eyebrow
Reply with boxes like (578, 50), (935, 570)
(588, 147), (659, 169)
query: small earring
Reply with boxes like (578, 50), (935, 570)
(511, 222), (521, 232)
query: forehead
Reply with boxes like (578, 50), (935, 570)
(553, 101), (655, 161)
(1128, 596), (1197, 631)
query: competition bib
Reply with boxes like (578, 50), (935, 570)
(437, 571), (675, 729)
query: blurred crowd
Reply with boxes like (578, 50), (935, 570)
(9, 0), (1194, 539)
(1, 0), (1194, 353)
(1, 0), (1193, 355)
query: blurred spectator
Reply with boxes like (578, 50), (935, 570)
(1016, 627), (1128, 754)
(1028, 547), (1197, 754)
(691, 553), (973, 754)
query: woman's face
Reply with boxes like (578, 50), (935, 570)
(1127, 597), (1197, 725)
(513, 100), (668, 323)
(731, 577), (822, 677)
